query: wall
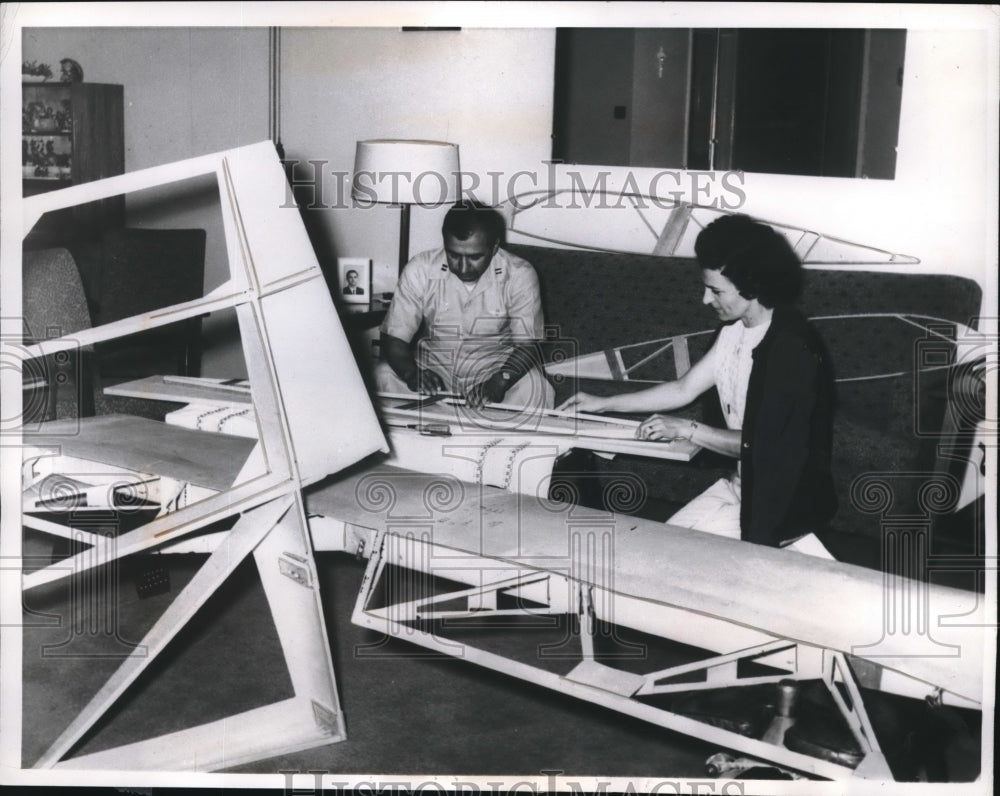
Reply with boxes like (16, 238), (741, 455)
(280, 27), (555, 296)
(21, 27), (270, 376)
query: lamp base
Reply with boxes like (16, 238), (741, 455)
(397, 202), (410, 274)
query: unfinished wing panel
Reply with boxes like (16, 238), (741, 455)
(11, 141), (386, 772)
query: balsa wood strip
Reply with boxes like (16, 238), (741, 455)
(51, 698), (331, 772)
(253, 492), (342, 711)
(23, 473), (291, 592)
(34, 496), (292, 768)
(103, 375), (253, 406)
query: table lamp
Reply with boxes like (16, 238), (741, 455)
(351, 139), (461, 274)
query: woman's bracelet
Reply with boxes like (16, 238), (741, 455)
(687, 420), (699, 441)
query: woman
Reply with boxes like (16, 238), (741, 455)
(559, 215), (837, 551)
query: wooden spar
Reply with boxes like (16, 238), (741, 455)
(22, 290), (250, 360)
(377, 393), (640, 437)
(34, 497), (293, 767)
(252, 491), (343, 711)
(22, 454), (289, 593)
(53, 698), (329, 772)
(104, 375), (254, 406)
(652, 203), (694, 256)
(375, 391), (640, 428)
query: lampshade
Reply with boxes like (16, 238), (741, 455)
(352, 139), (461, 206)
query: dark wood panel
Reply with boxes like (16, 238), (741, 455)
(552, 28), (635, 166)
(23, 82), (125, 249)
(558, 29), (903, 179)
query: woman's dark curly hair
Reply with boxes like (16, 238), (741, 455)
(694, 214), (803, 307)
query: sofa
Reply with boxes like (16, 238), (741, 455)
(22, 229), (206, 425)
(505, 242), (986, 573)
(67, 227), (207, 381)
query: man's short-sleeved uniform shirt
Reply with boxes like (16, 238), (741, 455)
(381, 246), (545, 392)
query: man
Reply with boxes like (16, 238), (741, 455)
(343, 269), (365, 295)
(376, 201), (554, 410)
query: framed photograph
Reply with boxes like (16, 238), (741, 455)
(337, 256), (371, 304)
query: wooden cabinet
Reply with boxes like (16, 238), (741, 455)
(22, 81), (125, 248)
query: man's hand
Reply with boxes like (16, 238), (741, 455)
(556, 391), (608, 414)
(406, 368), (447, 395)
(465, 371), (508, 409)
(635, 413), (691, 442)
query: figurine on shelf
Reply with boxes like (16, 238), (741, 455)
(29, 139), (46, 174)
(53, 152), (72, 179)
(60, 58), (84, 83)
(56, 100), (72, 132)
(27, 138), (54, 178)
(24, 100), (57, 132)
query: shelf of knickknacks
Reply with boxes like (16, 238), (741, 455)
(20, 62), (123, 241)
(21, 75), (79, 178)
(23, 96), (73, 135)
(23, 168), (72, 181)
(22, 135), (72, 179)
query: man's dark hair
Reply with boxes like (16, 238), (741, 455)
(694, 214), (803, 307)
(442, 200), (505, 247)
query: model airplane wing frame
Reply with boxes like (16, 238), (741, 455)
(7, 141), (387, 772)
(502, 188), (920, 264)
(303, 462), (985, 782)
(544, 313), (983, 385)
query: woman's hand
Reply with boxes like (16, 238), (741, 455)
(636, 413), (691, 442)
(556, 392), (608, 413)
